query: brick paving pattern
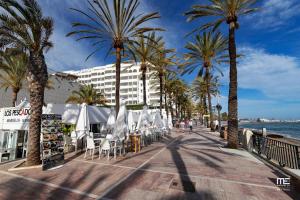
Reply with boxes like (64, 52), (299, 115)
(0, 126), (299, 200)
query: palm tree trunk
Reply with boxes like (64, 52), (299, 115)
(205, 70), (214, 131)
(199, 94), (204, 125)
(26, 53), (48, 166)
(164, 88), (168, 119)
(12, 88), (19, 107)
(115, 47), (121, 115)
(169, 99), (174, 121)
(141, 65), (147, 106)
(175, 101), (178, 118)
(227, 24), (239, 149)
(159, 74), (163, 117)
(203, 95), (209, 128)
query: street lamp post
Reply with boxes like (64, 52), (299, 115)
(216, 104), (222, 133)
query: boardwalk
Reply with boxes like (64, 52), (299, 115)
(0, 126), (299, 200)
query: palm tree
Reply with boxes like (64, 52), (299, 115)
(67, 0), (162, 115)
(173, 79), (188, 119)
(0, 0), (53, 166)
(163, 71), (177, 119)
(181, 31), (227, 130)
(127, 32), (163, 105)
(191, 76), (220, 127)
(185, 0), (258, 148)
(151, 47), (176, 116)
(66, 85), (107, 105)
(0, 50), (28, 106)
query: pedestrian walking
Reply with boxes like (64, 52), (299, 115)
(189, 119), (193, 133)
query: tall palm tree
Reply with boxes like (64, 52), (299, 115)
(127, 32), (163, 105)
(0, 50), (28, 106)
(0, 0), (53, 166)
(163, 71), (177, 119)
(151, 48), (176, 116)
(164, 74), (177, 120)
(66, 85), (107, 105)
(173, 79), (188, 119)
(67, 0), (162, 115)
(181, 31), (227, 130)
(185, 0), (258, 148)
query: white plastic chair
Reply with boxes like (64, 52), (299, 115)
(113, 136), (125, 159)
(99, 139), (111, 160)
(70, 131), (78, 153)
(84, 136), (100, 160)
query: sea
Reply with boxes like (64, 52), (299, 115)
(240, 122), (300, 140)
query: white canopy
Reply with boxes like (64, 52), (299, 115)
(43, 104), (81, 124)
(0, 103), (110, 131)
(112, 99), (128, 139)
(43, 103), (110, 124)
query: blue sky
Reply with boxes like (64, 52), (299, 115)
(38, 0), (300, 119)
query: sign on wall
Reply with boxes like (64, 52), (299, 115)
(0, 107), (31, 130)
(41, 114), (64, 170)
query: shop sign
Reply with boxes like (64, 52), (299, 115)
(3, 108), (31, 123)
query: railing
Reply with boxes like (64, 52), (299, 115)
(252, 134), (300, 169)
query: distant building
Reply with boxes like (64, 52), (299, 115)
(0, 73), (81, 108)
(65, 63), (161, 106)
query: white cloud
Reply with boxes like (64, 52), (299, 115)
(250, 0), (300, 29)
(236, 47), (300, 100)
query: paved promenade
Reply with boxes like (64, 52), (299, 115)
(0, 126), (299, 200)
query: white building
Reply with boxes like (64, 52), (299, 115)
(65, 63), (161, 106)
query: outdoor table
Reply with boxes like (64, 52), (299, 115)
(130, 134), (141, 153)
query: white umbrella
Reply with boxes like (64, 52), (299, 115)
(76, 103), (90, 139)
(127, 110), (135, 133)
(106, 107), (116, 132)
(136, 106), (151, 130)
(168, 114), (173, 129)
(112, 99), (127, 140)
(153, 111), (164, 129)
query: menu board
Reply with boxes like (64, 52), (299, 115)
(41, 114), (64, 170)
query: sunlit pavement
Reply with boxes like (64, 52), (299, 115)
(0, 126), (298, 200)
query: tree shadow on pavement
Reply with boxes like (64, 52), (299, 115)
(0, 164), (108, 200)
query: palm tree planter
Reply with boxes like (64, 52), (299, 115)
(185, 0), (258, 148)
(67, 0), (162, 115)
(0, 0), (54, 166)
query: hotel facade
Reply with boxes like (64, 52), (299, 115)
(66, 63), (161, 106)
